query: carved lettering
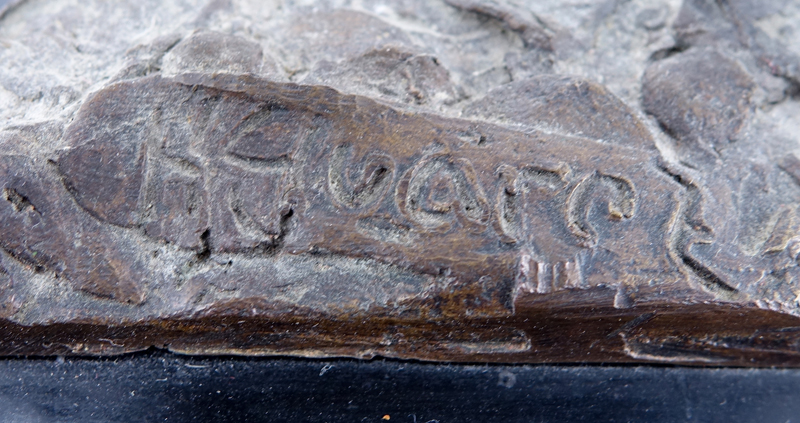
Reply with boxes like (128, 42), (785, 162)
(494, 163), (568, 245)
(567, 173), (636, 247)
(60, 77), (304, 253)
(53, 73), (679, 314)
(397, 154), (489, 233)
(328, 145), (395, 211)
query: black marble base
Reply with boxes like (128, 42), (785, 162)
(0, 351), (798, 422)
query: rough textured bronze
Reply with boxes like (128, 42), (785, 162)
(3, 0), (800, 366)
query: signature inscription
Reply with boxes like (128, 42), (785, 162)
(51, 73), (680, 309)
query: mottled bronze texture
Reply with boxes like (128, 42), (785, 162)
(3, 0), (800, 366)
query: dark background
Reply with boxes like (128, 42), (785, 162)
(0, 350), (799, 422)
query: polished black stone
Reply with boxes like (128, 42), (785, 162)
(0, 351), (798, 422)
